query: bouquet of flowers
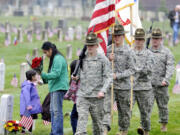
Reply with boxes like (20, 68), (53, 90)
(27, 56), (43, 74)
(4, 120), (22, 133)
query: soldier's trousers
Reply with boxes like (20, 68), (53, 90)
(133, 90), (152, 131)
(114, 89), (131, 131)
(152, 86), (169, 123)
(75, 97), (104, 135)
(103, 88), (111, 131)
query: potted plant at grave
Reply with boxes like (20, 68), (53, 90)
(4, 120), (22, 134)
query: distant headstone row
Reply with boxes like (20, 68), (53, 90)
(0, 21), (84, 46)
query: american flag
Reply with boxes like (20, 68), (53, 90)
(20, 110), (33, 130)
(13, 37), (18, 46)
(88, 0), (115, 54)
(11, 74), (18, 87)
(43, 120), (51, 126)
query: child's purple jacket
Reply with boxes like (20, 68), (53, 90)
(20, 80), (42, 115)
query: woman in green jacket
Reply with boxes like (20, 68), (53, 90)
(41, 42), (69, 135)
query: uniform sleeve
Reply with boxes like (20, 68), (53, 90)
(41, 56), (62, 80)
(163, 50), (175, 84)
(101, 58), (113, 93)
(116, 51), (136, 79)
(22, 85), (31, 107)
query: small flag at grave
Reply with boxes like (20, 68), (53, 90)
(11, 74), (18, 88)
(20, 110), (33, 130)
(13, 37), (18, 46)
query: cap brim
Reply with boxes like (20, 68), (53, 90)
(84, 38), (103, 45)
(151, 36), (163, 39)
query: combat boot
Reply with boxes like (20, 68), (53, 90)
(137, 127), (144, 135)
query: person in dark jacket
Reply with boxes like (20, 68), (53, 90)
(20, 70), (42, 132)
(64, 60), (79, 135)
(168, 5), (180, 45)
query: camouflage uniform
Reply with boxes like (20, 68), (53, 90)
(132, 28), (154, 132)
(150, 45), (174, 124)
(133, 48), (154, 131)
(106, 44), (135, 131)
(75, 53), (112, 135)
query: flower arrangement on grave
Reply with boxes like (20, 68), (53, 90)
(4, 120), (22, 133)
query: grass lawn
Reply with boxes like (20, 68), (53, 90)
(0, 16), (180, 135)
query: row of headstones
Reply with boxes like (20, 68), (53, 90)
(3, 27), (83, 46)
(139, 10), (168, 22)
(4, 3), (91, 18)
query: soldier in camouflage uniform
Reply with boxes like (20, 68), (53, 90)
(149, 28), (174, 132)
(105, 24), (135, 135)
(132, 28), (154, 135)
(72, 32), (112, 135)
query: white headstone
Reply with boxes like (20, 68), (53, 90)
(76, 25), (83, 40)
(32, 48), (39, 58)
(66, 44), (72, 60)
(0, 94), (14, 134)
(0, 62), (5, 91)
(42, 30), (48, 42)
(17, 27), (23, 43)
(27, 29), (33, 42)
(168, 32), (173, 47)
(68, 27), (74, 41)
(57, 28), (63, 42)
(20, 63), (29, 84)
(4, 32), (11, 46)
(158, 12), (165, 22)
(176, 69), (180, 85)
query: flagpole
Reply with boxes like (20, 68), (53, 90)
(111, 0), (116, 124)
(130, 5), (134, 111)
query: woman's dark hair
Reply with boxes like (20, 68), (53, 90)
(41, 41), (65, 72)
(26, 70), (36, 81)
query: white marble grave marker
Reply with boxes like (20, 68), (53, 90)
(57, 28), (63, 42)
(76, 25), (83, 40)
(66, 44), (72, 60)
(17, 27), (23, 43)
(68, 27), (74, 41)
(32, 48), (39, 58)
(42, 30), (48, 42)
(0, 62), (5, 91)
(20, 63), (29, 84)
(0, 94), (14, 134)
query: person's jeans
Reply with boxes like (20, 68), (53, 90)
(70, 104), (78, 135)
(50, 90), (66, 135)
(173, 23), (179, 44)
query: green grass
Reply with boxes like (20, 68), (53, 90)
(0, 17), (180, 135)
